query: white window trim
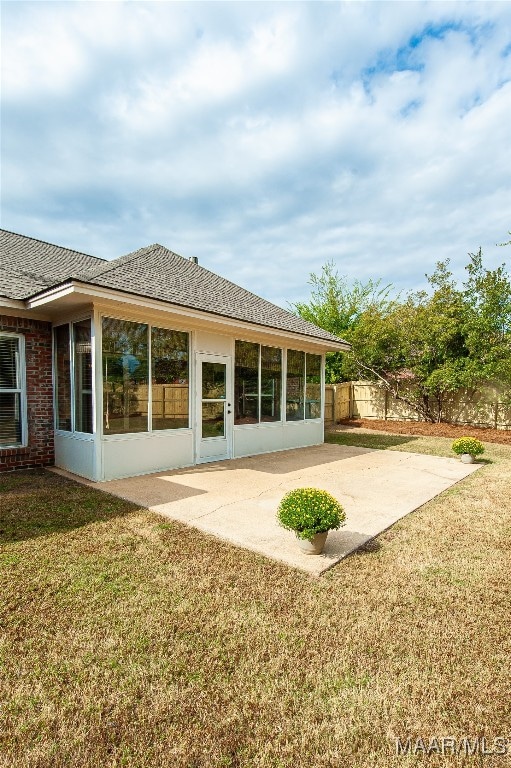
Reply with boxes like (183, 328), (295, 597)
(0, 331), (28, 448)
(100, 314), (192, 439)
(72, 318), (95, 436)
(53, 316), (94, 436)
(285, 349), (324, 423)
(233, 339), (284, 427)
(304, 352), (323, 422)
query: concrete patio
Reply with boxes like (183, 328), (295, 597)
(60, 443), (480, 575)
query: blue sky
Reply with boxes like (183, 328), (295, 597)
(1, 1), (510, 307)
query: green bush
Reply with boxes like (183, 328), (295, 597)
(277, 487), (345, 541)
(451, 437), (485, 457)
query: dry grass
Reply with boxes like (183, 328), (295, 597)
(1, 436), (510, 768)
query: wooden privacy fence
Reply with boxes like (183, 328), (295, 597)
(324, 381), (511, 430)
(324, 383), (352, 424)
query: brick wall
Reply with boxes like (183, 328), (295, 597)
(0, 315), (54, 472)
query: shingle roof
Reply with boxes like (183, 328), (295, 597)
(0, 229), (349, 346)
(0, 229), (105, 299)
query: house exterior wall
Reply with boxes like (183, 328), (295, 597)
(0, 306), (327, 481)
(233, 420), (324, 459)
(54, 433), (95, 479)
(0, 315), (54, 472)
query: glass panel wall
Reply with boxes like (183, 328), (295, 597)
(151, 327), (189, 430)
(234, 342), (282, 424)
(305, 354), (322, 419)
(261, 346), (282, 422)
(285, 351), (322, 421)
(102, 318), (149, 434)
(54, 324), (72, 431)
(73, 319), (93, 433)
(234, 341), (259, 424)
(286, 350), (305, 421)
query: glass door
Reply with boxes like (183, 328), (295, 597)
(196, 353), (232, 462)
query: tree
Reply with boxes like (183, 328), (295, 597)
(342, 288), (469, 423)
(291, 261), (394, 382)
(294, 243), (510, 422)
(462, 248), (511, 390)
(345, 251), (510, 421)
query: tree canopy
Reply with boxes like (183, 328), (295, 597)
(293, 243), (511, 421)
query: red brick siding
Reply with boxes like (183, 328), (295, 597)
(0, 315), (54, 471)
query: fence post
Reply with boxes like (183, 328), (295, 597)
(494, 402), (499, 429)
(384, 389), (388, 421)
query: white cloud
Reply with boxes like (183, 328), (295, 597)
(1, 1), (510, 307)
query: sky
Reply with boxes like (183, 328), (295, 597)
(1, 1), (510, 309)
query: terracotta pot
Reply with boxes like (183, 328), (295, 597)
(296, 531), (328, 555)
(460, 453), (475, 464)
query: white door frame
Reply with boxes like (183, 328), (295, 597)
(195, 352), (233, 463)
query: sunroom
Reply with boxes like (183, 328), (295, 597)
(1, 231), (349, 480)
(51, 309), (331, 482)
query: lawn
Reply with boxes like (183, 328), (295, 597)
(1, 434), (510, 767)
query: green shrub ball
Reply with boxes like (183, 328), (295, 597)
(277, 487), (346, 541)
(451, 437), (485, 457)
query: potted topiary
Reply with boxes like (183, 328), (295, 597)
(451, 436), (485, 464)
(277, 487), (346, 555)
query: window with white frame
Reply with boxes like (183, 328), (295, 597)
(101, 317), (190, 435)
(0, 333), (26, 447)
(234, 341), (282, 425)
(54, 319), (93, 434)
(286, 350), (322, 421)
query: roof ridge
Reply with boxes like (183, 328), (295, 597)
(83, 243), (345, 342)
(0, 230), (349, 346)
(84, 243), (324, 327)
(77, 243), (181, 280)
(0, 228), (106, 263)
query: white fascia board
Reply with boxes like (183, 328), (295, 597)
(27, 283), (75, 306)
(27, 280), (351, 352)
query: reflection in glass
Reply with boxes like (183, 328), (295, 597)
(261, 345), (281, 422)
(286, 349), (305, 421)
(202, 401), (225, 438)
(102, 318), (148, 434)
(234, 341), (259, 424)
(73, 319), (93, 433)
(0, 336), (22, 446)
(0, 393), (21, 446)
(202, 362), (226, 399)
(305, 354), (322, 419)
(54, 324), (71, 431)
(151, 327), (189, 430)
(0, 336), (18, 389)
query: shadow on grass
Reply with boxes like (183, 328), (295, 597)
(354, 538), (383, 555)
(325, 432), (418, 451)
(0, 469), (139, 545)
